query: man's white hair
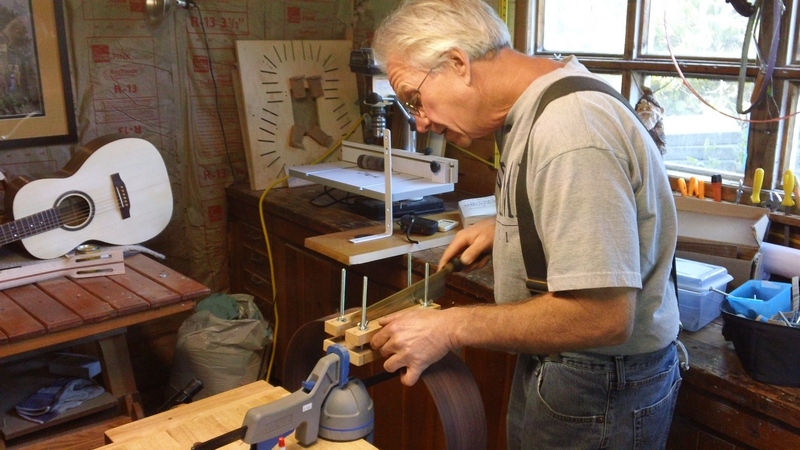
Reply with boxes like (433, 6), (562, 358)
(372, 0), (511, 73)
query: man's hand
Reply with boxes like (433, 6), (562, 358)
(370, 307), (457, 386)
(437, 217), (495, 271)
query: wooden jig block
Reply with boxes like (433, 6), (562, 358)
(323, 336), (376, 366)
(325, 302), (441, 366)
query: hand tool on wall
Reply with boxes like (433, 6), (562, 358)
(677, 177), (704, 199)
(782, 169), (796, 213)
(751, 167), (764, 204)
(747, 167), (782, 210)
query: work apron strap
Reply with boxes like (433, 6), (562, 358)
(517, 76), (681, 340)
(517, 76), (657, 295)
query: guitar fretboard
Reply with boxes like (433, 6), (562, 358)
(0, 209), (64, 246)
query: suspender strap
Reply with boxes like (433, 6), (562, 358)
(516, 76), (638, 294)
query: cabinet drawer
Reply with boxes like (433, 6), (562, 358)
(241, 245), (271, 277)
(239, 223), (272, 275)
(241, 266), (274, 318)
(240, 222), (269, 254)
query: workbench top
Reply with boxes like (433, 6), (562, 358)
(226, 183), (497, 302)
(100, 380), (377, 450)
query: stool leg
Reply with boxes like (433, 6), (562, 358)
(97, 333), (144, 419)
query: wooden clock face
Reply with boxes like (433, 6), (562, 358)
(235, 40), (362, 190)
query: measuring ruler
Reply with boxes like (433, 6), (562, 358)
(498, 0), (509, 22)
(497, 0), (515, 46)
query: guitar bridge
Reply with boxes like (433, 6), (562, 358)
(111, 173), (131, 219)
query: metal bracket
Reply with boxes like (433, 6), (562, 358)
(351, 128), (394, 243)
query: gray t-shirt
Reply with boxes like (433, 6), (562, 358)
(493, 56), (679, 355)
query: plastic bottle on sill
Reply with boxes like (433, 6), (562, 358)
(711, 174), (723, 202)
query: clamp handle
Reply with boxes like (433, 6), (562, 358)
(783, 170), (796, 207)
(242, 344), (348, 446)
(751, 168), (764, 204)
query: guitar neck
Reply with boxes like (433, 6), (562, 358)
(0, 209), (63, 247)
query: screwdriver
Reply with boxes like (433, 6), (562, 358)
(783, 170), (796, 213)
(751, 167), (764, 205)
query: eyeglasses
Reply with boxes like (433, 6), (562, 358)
(402, 68), (433, 117)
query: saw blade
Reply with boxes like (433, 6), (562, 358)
(365, 257), (462, 320)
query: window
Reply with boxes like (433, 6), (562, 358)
(527, 0), (800, 191)
(643, 0), (755, 59)
(792, 88), (800, 175)
(540, 0), (627, 55)
(646, 75), (752, 175)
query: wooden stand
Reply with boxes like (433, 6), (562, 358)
(0, 254), (210, 450)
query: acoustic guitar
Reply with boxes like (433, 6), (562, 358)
(1, 135), (173, 259)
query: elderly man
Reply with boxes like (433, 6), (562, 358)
(368, 1), (682, 449)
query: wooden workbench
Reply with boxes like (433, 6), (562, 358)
(99, 380), (377, 449)
(670, 318), (800, 449)
(227, 182), (800, 450)
(0, 253), (210, 449)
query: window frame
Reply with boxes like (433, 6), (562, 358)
(518, 0), (800, 192)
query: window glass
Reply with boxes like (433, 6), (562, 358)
(794, 16), (800, 64)
(533, 0), (797, 188)
(596, 73), (622, 91)
(646, 75), (751, 176)
(644, 0), (753, 59)
(792, 101), (800, 177)
(540, 0), (627, 55)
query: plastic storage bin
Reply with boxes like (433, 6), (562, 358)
(676, 258), (733, 332)
(724, 280), (792, 320)
(721, 296), (800, 387)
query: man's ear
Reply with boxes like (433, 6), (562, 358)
(444, 48), (471, 84)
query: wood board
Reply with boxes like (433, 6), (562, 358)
(234, 40), (362, 191)
(305, 211), (461, 265)
(100, 380), (376, 450)
(0, 248), (125, 291)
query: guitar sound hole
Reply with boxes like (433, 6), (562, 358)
(56, 192), (93, 230)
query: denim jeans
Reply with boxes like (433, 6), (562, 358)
(506, 343), (682, 449)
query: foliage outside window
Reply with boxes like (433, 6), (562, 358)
(529, 0), (800, 189)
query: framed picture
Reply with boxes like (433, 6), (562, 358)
(0, 0), (76, 149)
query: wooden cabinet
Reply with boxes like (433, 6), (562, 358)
(227, 186), (359, 381)
(229, 220), (274, 309)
